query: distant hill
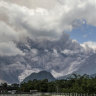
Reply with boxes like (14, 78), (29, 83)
(57, 74), (73, 80)
(90, 73), (96, 78)
(58, 73), (90, 80)
(22, 71), (56, 82)
(57, 73), (80, 80)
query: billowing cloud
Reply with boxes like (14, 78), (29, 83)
(0, 0), (96, 42)
(0, 21), (24, 56)
(0, 42), (24, 56)
(0, 0), (96, 83)
(81, 41), (96, 52)
(0, 0), (96, 40)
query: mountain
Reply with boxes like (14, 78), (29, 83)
(22, 71), (56, 82)
(90, 73), (96, 78)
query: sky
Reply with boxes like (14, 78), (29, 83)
(69, 24), (96, 43)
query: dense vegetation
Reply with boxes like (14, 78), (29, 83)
(0, 74), (96, 94)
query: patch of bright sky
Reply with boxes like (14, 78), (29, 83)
(68, 24), (96, 43)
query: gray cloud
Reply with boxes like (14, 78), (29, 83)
(0, 22), (24, 56)
(0, 42), (24, 56)
(0, 0), (96, 83)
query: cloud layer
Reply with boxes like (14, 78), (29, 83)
(3, 0), (58, 9)
(0, 0), (96, 83)
(0, 0), (96, 56)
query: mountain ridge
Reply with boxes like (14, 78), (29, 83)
(22, 71), (56, 82)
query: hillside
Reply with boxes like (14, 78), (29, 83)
(22, 71), (56, 82)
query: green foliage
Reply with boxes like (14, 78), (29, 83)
(1, 74), (96, 93)
(19, 74), (96, 93)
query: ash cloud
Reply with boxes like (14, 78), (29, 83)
(0, 0), (96, 83)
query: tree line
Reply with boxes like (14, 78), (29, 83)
(0, 74), (96, 94)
